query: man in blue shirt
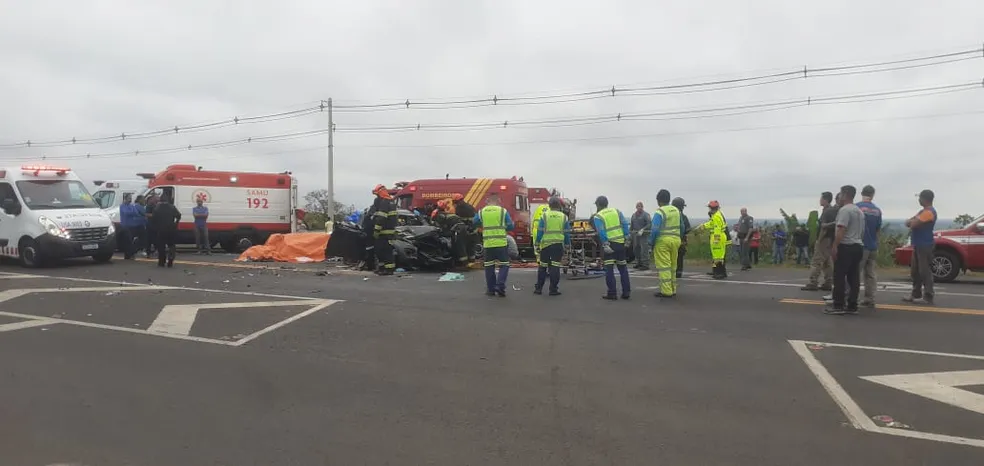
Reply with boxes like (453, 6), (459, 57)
(473, 193), (515, 297)
(771, 225), (787, 264)
(903, 189), (937, 305)
(192, 199), (211, 254)
(118, 193), (146, 260)
(593, 195), (631, 300)
(855, 185), (882, 306)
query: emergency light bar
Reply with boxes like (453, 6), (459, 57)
(22, 165), (70, 176)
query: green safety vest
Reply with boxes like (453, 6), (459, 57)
(480, 205), (508, 248)
(597, 207), (625, 243)
(656, 205), (682, 238)
(539, 210), (567, 247)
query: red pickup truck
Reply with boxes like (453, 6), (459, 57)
(894, 214), (984, 282)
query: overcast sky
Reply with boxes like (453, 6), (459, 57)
(1, 0), (982, 221)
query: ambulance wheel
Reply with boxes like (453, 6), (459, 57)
(236, 236), (255, 251)
(92, 253), (113, 264)
(18, 238), (44, 268)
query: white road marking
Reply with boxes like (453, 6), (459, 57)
(861, 370), (984, 416)
(0, 286), (175, 304)
(0, 271), (325, 301)
(0, 319), (56, 332)
(0, 273), (345, 346)
(148, 300), (334, 336)
(675, 277), (984, 299)
(790, 339), (984, 448)
(0, 273), (42, 279)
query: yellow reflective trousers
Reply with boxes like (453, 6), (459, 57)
(653, 235), (682, 295)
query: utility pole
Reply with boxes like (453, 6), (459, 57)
(325, 98), (334, 232)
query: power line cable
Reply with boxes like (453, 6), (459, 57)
(6, 80), (982, 162)
(331, 47), (984, 112)
(1, 46), (981, 147)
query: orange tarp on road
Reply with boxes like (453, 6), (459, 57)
(236, 232), (329, 263)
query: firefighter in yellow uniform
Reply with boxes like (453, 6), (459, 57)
(648, 189), (682, 298)
(531, 203), (550, 263)
(694, 200), (729, 279)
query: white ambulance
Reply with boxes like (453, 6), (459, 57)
(0, 165), (117, 267)
(142, 164), (302, 252)
(92, 178), (150, 218)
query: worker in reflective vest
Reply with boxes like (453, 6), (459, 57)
(534, 197), (571, 296)
(473, 193), (515, 297)
(592, 195), (631, 300)
(531, 203), (550, 263)
(648, 189), (682, 298)
(694, 200), (730, 279)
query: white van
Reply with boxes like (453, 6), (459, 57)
(0, 165), (116, 267)
(91, 179), (150, 228)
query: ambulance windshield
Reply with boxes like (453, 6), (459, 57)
(15, 180), (99, 210)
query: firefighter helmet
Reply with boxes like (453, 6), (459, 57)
(372, 184), (387, 195)
(452, 193), (464, 202)
(707, 200), (720, 209)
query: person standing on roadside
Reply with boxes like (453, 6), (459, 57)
(672, 197), (690, 278)
(630, 201), (651, 270)
(802, 192), (837, 291)
(903, 189), (937, 305)
(772, 225), (787, 264)
(593, 195), (631, 300)
(793, 225), (810, 265)
(474, 193), (515, 297)
(144, 193), (159, 258)
(118, 194), (143, 260)
(737, 208), (754, 270)
(192, 198), (211, 255)
(533, 197), (571, 296)
(856, 185), (882, 307)
(749, 228), (761, 265)
(825, 185), (866, 315)
(150, 194), (181, 268)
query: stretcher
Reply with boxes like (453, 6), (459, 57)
(562, 218), (604, 277)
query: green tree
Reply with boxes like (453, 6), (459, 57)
(303, 189), (355, 219)
(953, 213), (976, 228)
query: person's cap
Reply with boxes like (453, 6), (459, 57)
(672, 197), (686, 209)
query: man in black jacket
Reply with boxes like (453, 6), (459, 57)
(672, 197), (691, 278)
(150, 194), (181, 268)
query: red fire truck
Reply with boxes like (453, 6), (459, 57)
(392, 176), (532, 250)
(142, 164), (303, 252)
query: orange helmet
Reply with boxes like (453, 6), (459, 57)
(452, 193), (464, 202)
(372, 184), (392, 199)
(436, 200), (448, 209)
(707, 200), (720, 209)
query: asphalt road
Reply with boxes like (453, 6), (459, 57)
(3, 255), (984, 465)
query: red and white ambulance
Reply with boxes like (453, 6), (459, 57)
(142, 164), (302, 252)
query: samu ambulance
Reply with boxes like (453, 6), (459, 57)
(0, 165), (116, 267)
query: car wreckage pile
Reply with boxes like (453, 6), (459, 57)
(325, 209), (519, 271)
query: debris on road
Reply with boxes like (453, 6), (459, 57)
(872, 414), (911, 429)
(438, 272), (465, 282)
(104, 291), (122, 296)
(807, 344), (827, 351)
(315, 270), (331, 276)
(512, 284), (522, 291)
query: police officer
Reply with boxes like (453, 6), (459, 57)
(648, 189), (682, 298)
(473, 193), (514, 297)
(592, 195), (631, 300)
(533, 196), (571, 296)
(672, 197), (691, 278)
(371, 184), (398, 275)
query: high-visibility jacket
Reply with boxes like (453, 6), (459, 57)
(531, 204), (550, 240)
(596, 207), (627, 244)
(705, 210), (729, 243)
(538, 210), (568, 248)
(479, 205), (508, 248)
(649, 205), (681, 245)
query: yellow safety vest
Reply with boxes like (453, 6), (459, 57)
(539, 210), (567, 247)
(656, 205), (681, 238)
(480, 205), (508, 248)
(597, 207), (625, 244)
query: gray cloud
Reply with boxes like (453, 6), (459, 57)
(1, 0), (982, 222)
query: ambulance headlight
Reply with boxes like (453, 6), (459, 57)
(38, 216), (70, 239)
(107, 223), (115, 236)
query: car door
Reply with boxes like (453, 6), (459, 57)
(0, 182), (21, 254)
